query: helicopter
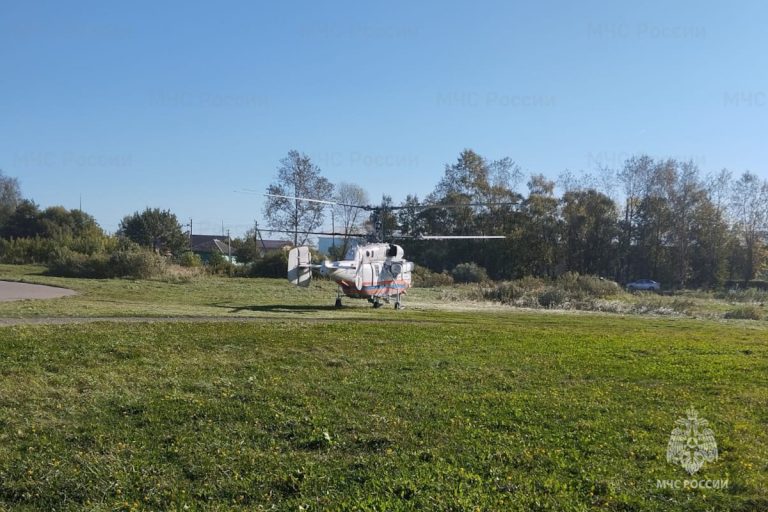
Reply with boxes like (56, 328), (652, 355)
(268, 193), (506, 309)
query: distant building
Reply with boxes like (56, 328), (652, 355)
(190, 234), (236, 263)
(257, 239), (293, 254)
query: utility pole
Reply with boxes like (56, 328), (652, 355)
(227, 229), (232, 262)
(187, 218), (193, 249)
(254, 220), (266, 251)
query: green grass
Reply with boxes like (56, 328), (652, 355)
(1, 264), (765, 321)
(0, 264), (767, 509)
(0, 316), (767, 510)
(0, 264), (454, 320)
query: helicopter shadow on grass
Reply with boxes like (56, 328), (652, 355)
(208, 302), (341, 314)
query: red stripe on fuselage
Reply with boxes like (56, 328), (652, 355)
(340, 279), (410, 298)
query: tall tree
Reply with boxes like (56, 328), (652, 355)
(730, 171), (768, 280)
(397, 194), (424, 237)
(561, 189), (619, 275)
(0, 170), (22, 227)
(368, 195), (398, 240)
(264, 150), (334, 246)
(333, 182), (368, 257)
(667, 160), (704, 288)
(0, 200), (42, 239)
(118, 208), (187, 254)
(689, 195), (730, 288)
(617, 155), (655, 281)
(519, 175), (561, 277)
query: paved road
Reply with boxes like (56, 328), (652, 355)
(0, 281), (76, 302)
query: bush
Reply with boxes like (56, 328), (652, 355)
(718, 287), (768, 304)
(47, 245), (166, 279)
(47, 248), (111, 278)
(0, 237), (57, 264)
(482, 281), (521, 303)
(481, 278), (544, 304)
(724, 306), (763, 320)
(538, 287), (567, 307)
(557, 272), (620, 299)
(480, 274), (619, 307)
(207, 251), (226, 267)
(412, 265), (454, 288)
(109, 248), (166, 279)
(178, 251), (202, 268)
(250, 251), (288, 278)
(451, 262), (489, 284)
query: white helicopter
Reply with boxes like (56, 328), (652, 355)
(269, 194), (506, 309)
(289, 242), (414, 309)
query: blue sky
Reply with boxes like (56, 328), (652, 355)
(2, 1), (767, 236)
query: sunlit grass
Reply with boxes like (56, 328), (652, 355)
(0, 314), (766, 510)
(1, 264), (766, 322)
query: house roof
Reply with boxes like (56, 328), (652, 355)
(259, 239), (293, 251)
(190, 234), (233, 254)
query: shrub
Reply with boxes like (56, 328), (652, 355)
(480, 274), (618, 307)
(724, 306), (763, 320)
(66, 231), (117, 256)
(581, 275), (618, 297)
(250, 251), (288, 278)
(109, 249), (166, 279)
(482, 281), (521, 303)
(481, 278), (539, 305)
(47, 246), (166, 279)
(718, 287), (768, 304)
(0, 234), (117, 264)
(412, 265), (454, 288)
(178, 251), (203, 268)
(0, 237), (57, 264)
(538, 287), (567, 307)
(207, 251), (226, 267)
(557, 272), (620, 299)
(451, 262), (489, 284)
(158, 264), (204, 283)
(47, 248), (111, 278)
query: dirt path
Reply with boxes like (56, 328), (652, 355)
(0, 315), (467, 327)
(0, 281), (76, 302)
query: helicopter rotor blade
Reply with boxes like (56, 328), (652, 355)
(264, 193), (368, 209)
(264, 193), (338, 207)
(386, 202), (518, 211)
(241, 190), (518, 212)
(410, 235), (506, 240)
(257, 228), (366, 238)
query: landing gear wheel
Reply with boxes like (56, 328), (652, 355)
(334, 298), (342, 308)
(394, 302), (402, 310)
(373, 301), (383, 309)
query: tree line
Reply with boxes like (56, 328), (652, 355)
(2, 145), (767, 289)
(0, 170), (191, 275)
(264, 149), (768, 288)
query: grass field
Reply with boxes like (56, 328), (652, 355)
(0, 266), (767, 510)
(0, 264), (452, 320)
